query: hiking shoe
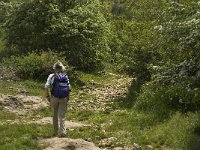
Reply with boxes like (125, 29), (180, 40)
(60, 134), (67, 138)
(51, 133), (58, 137)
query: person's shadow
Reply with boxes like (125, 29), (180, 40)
(112, 78), (142, 109)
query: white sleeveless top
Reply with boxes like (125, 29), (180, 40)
(45, 73), (70, 89)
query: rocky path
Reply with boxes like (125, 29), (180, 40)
(69, 74), (133, 112)
(0, 93), (105, 149)
(38, 74), (135, 150)
(0, 74), (136, 150)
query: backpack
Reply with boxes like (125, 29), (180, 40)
(51, 73), (69, 98)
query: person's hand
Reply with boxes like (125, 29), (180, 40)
(67, 96), (69, 102)
(46, 96), (51, 102)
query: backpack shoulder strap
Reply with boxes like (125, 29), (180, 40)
(50, 73), (57, 85)
(50, 73), (57, 94)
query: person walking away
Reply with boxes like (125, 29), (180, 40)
(45, 61), (70, 137)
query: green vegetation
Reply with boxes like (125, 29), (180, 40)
(0, 80), (44, 96)
(0, 0), (200, 149)
(0, 72), (200, 149)
(0, 107), (18, 120)
(0, 124), (50, 150)
(34, 107), (200, 149)
(2, 51), (66, 80)
(2, 0), (109, 71)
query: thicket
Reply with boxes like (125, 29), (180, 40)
(98, 1), (200, 114)
(104, 0), (165, 82)
(135, 1), (200, 113)
(1, 0), (109, 71)
(1, 51), (66, 80)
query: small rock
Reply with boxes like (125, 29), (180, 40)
(132, 143), (141, 149)
(145, 145), (153, 149)
(95, 136), (101, 140)
(65, 143), (76, 150)
(99, 137), (117, 148)
(115, 142), (124, 147)
(113, 147), (124, 150)
(69, 128), (75, 131)
(85, 138), (92, 142)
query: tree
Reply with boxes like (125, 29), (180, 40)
(161, 1), (200, 62)
(3, 0), (110, 71)
(138, 1), (200, 112)
(105, 0), (166, 82)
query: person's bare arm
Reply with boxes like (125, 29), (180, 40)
(45, 88), (51, 102)
(45, 74), (54, 102)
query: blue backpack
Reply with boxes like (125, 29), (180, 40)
(51, 73), (69, 98)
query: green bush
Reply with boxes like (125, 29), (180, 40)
(161, 1), (200, 61)
(136, 76), (200, 114)
(146, 112), (199, 149)
(134, 58), (200, 113)
(2, 51), (67, 80)
(136, 82), (200, 113)
(3, 0), (110, 71)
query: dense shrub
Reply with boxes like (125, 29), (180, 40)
(0, 1), (21, 24)
(2, 51), (67, 80)
(133, 1), (200, 113)
(160, 1), (200, 62)
(108, 12), (163, 83)
(2, 0), (110, 71)
(136, 82), (200, 113)
(136, 60), (200, 113)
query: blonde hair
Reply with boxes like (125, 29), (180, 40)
(53, 61), (66, 71)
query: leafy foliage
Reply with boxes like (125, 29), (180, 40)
(160, 1), (200, 61)
(131, 1), (200, 113)
(0, 0), (21, 24)
(105, 0), (165, 83)
(2, 51), (66, 80)
(3, 0), (110, 71)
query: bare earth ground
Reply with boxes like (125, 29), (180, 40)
(69, 75), (133, 112)
(30, 117), (90, 128)
(0, 74), (145, 150)
(0, 94), (106, 150)
(0, 94), (48, 116)
(39, 138), (103, 150)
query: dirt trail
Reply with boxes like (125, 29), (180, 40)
(69, 75), (133, 111)
(0, 94), (48, 115)
(30, 117), (90, 128)
(0, 94), (104, 149)
(0, 74), (135, 150)
(0, 94), (91, 129)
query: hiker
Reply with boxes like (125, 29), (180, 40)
(45, 61), (70, 137)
